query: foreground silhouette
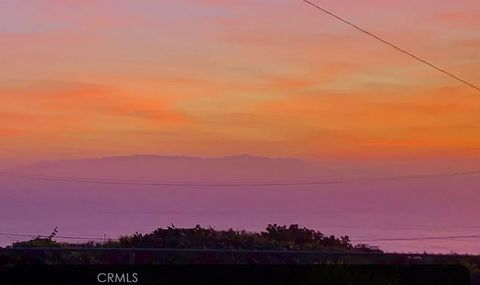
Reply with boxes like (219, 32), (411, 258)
(2, 225), (480, 284)
(10, 224), (360, 252)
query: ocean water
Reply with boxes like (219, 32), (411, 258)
(1, 175), (479, 253)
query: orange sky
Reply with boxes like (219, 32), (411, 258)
(0, 0), (479, 166)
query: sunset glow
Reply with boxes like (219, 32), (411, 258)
(1, 0), (479, 166)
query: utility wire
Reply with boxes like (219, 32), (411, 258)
(353, 234), (480, 242)
(0, 170), (479, 188)
(2, 232), (480, 243)
(0, 233), (109, 241)
(1, 235), (18, 243)
(0, 171), (343, 187)
(302, 0), (480, 93)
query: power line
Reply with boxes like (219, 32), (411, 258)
(0, 233), (110, 241)
(1, 234), (19, 243)
(0, 170), (479, 188)
(353, 234), (480, 243)
(2, 231), (480, 244)
(0, 172), (343, 187)
(302, 0), (480, 93)
(5, 247), (473, 257)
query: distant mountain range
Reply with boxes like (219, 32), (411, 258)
(9, 154), (329, 182)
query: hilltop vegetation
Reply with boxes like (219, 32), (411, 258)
(2, 224), (480, 285)
(10, 224), (357, 252)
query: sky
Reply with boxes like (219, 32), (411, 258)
(0, 0), (479, 167)
(1, 1), (480, 253)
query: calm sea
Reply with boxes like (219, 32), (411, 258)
(1, 175), (479, 253)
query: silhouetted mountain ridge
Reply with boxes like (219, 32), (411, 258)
(9, 154), (325, 182)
